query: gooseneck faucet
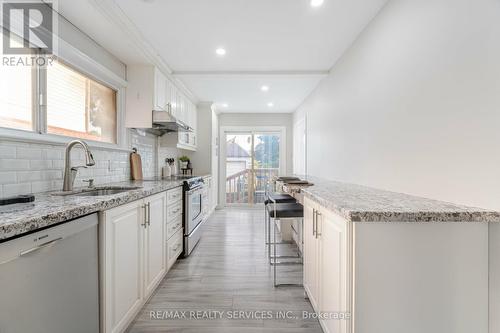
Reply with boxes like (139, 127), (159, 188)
(63, 140), (95, 191)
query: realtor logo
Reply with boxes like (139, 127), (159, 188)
(2, 1), (54, 54)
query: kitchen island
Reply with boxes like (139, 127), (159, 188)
(299, 177), (500, 333)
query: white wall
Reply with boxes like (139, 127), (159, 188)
(294, 0), (500, 210)
(218, 113), (294, 175)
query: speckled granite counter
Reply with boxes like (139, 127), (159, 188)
(0, 179), (187, 241)
(300, 177), (500, 223)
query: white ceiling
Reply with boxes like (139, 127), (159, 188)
(58, 0), (388, 113)
(178, 74), (325, 113)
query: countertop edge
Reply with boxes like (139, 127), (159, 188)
(301, 184), (500, 223)
(0, 180), (186, 242)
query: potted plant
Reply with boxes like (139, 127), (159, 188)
(179, 156), (190, 169)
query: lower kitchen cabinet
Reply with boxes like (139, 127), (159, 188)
(166, 187), (184, 271)
(303, 196), (489, 333)
(143, 192), (167, 297)
(304, 197), (352, 333)
(303, 200), (320, 310)
(99, 192), (168, 333)
(167, 228), (183, 270)
(318, 208), (350, 333)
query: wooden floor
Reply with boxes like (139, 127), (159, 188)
(127, 208), (322, 333)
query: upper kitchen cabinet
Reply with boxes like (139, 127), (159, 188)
(125, 65), (168, 128)
(125, 65), (197, 136)
(160, 97), (198, 151)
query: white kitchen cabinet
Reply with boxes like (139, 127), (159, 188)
(303, 199), (320, 310)
(154, 68), (168, 111)
(159, 100), (198, 151)
(303, 197), (489, 333)
(125, 65), (169, 128)
(167, 228), (183, 270)
(166, 187), (184, 270)
(188, 102), (197, 147)
(318, 209), (350, 333)
(100, 192), (169, 333)
(143, 192), (167, 297)
(203, 175), (215, 215)
(304, 197), (351, 333)
(100, 200), (144, 333)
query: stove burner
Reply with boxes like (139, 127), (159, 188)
(183, 177), (204, 191)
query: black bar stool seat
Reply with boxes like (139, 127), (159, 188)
(267, 203), (304, 218)
(266, 201), (304, 287)
(276, 176), (301, 182)
(264, 193), (296, 205)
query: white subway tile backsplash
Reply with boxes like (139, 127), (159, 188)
(0, 131), (158, 197)
(3, 183), (31, 196)
(0, 159), (30, 170)
(31, 180), (53, 193)
(29, 160), (53, 170)
(16, 171), (43, 182)
(0, 146), (16, 158)
(16, 147), (42, 159)
(41, 148), (62, 160)
(0, 172), (17, 184)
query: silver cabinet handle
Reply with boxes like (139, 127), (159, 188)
(20, 237), (63, 257)
(312, 208), (317, 236)
(141, 204), (148, 228)
(147, 203), (151, 226)
(316, 211), (322, 239)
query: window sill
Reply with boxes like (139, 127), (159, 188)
(0, 127), (131, 152)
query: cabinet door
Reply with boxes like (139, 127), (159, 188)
(167, 228), (184, 270)
(319, 209), (349, 333)
(102, 201), (144, 333)
(303, 198), (320, 310)
(154, 68), (167, 111)
(143, 192), (167, 297)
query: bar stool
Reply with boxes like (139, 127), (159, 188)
(267, 197), (304, 287)
(264, 191), (296, 247)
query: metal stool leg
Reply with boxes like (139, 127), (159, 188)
(273, 217), (304, 287)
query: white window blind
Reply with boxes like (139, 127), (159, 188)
(47, 61), (117, 143)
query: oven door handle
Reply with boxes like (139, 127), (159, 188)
(186, 187), (204, 195)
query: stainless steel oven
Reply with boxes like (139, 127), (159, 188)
(183, 177), (206, 256)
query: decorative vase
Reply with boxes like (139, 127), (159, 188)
(180, 161), (188, 169)
(162, 164), (172, 178)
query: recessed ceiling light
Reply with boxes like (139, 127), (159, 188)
(215, 48), (226, 56)
(261, 85), (269, 92)
(267, 102), (274, 107)
(221, 103), (229, 108)
(310, 0), (324, 7)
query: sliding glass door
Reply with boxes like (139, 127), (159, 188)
(224, 131), (282, 205)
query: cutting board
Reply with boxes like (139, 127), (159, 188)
(130, 151), (143, 180)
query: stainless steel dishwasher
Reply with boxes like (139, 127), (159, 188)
(0, 213), (99, 333)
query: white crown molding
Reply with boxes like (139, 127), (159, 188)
(173, 70), (330, 79)
(89, 0), (199, 103)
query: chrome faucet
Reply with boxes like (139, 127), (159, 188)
(62, 140), (95, 191)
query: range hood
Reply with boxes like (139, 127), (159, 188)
(146, 110), (192, 136)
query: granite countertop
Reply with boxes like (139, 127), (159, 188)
(0, 178), (191, 242)
(300, 177), (500, 223)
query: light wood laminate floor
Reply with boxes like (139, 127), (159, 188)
(127, 208), (322, 333)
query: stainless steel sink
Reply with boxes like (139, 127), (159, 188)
(73, 188), (137, 196)
(51, 186), (142, 197)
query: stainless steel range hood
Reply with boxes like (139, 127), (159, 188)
(146, 110), (192, 136)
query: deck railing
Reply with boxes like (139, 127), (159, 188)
(226, 168), (279, 204)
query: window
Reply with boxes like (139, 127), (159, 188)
(0, 37), (33, 131)
(0, 39), (119, 144)
(47, 61), (117, 143)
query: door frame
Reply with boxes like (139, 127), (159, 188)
(219, 126), (287, 207)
